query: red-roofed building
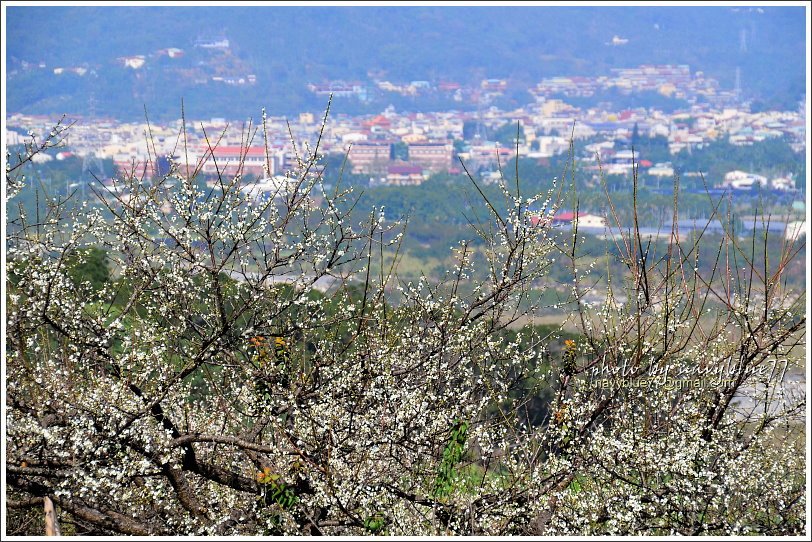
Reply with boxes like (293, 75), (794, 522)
(385, 165), (425, 186)
(528, 211), (607, 229)
(362, 115), (392, 130)
(552, 211), (580, 224)
(529, 215), (552, 227)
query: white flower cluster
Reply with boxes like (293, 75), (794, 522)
(5, 115), (805, 536)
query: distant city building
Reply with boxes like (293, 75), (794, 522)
(195, 37), (230, 49)
(197, 146), (280, 177)
(784, 221), (807, 241)
(157, 48), (185, 58)
(481, 79), (508, 93)
(407, 141), (453, 173)
(53, 66), (89, 76)
(118, 56), (146, 70)
(532, 211), (607, 229)
(348, 141), (393, 174)
(722, 170), (768, 190)
(308, 81), (367, 100)
(647, 163), (675, 177)
(385, 165), (425, 186)
(770, 177), (795, 191)
(239, 175), (295, 199)
(534, 136), (570, 157)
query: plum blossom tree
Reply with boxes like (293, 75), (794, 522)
(4, 110), (806, 535)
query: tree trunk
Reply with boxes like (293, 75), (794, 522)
(44, 496), (61, 536)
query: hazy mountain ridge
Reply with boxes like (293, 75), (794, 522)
(6, 6), (806, 120)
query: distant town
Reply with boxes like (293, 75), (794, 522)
(5, 33), (807, 196)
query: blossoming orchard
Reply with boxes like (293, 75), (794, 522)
(4, 110), (806, 535)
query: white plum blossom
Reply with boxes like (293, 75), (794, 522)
(4, 112), (805, 535)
